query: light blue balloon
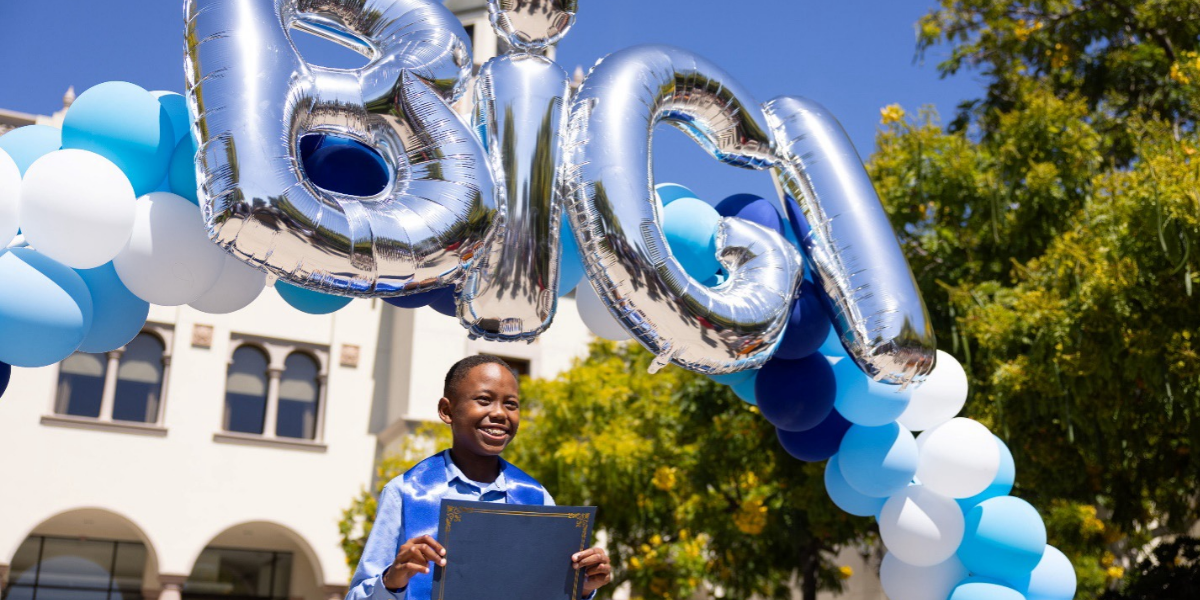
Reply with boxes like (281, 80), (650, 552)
(662, 197), (721, 280)
(62, 81), (175, 196)
(559, 214), (584, 296)
(168, 136), (199, 205)
(838, 422), (919, 497)
(820, 327), (847, 357)
(655, 182), (698, 206)
(0, 125), (61, 175)
(710, 368), (755, 386)
(960, 496), (1047, 581)
(75, 262), (150, 353)
(1006, 545), (1075, 600)
(832, 356), (912, 426)
(824, 454), (886, 517)
(948, 577), (1025, 600)
(731, 371), (758, 404)
(276, 281), (352, 314)
(958, 435), (1016, 511)
(152, 91), (192, 147)
(0, 248), (93, 367)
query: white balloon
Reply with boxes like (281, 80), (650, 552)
(898, 350), (968, 431)
(19, 149), (136, 269)
(878, 484), (965, 567)
(880, 552), (969, 600)
(576, 280), (631, 341)
(189, 252), (267, 314)
(113, 192), (225, 306)
(916, 417), (1001, 498)
(0, 149), (19, 246)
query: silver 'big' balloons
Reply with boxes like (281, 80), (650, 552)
(184, 0), (937, 384)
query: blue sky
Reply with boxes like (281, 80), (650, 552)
(0, 0), (982, 204)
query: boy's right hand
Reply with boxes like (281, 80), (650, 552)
(383, 535), (446, 591)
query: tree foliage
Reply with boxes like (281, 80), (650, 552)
(870, 0), (1200, 595)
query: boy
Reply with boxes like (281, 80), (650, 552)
(347, 355), (614, 600)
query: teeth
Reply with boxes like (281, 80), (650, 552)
(482, 428), (506, 436)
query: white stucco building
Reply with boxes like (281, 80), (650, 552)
(0, 4), (596, 600)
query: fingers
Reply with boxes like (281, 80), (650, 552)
(413, 543), (446, 566)
(572, 547), (608, 570)
(585, 562), (612, 578)
(414, 535), (447, 556)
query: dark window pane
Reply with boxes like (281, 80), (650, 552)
(493, 356), (531, 378)
(277, 353), (319, 440)
(37, 538), (113, 590)
(110, 542), (148, 593)
(8, 537), (42, 585)
(113, 334), (164, 423)
(2, 585), (35, 600)
(185, 549), (291, 600)
(56, 353), (106, 418)
(28, 588), (109, 600)
(224, 347), (269, 435)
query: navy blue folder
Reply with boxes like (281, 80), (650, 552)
(433, 500), (597, 600)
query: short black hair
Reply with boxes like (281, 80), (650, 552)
(443, 354), (519, 399)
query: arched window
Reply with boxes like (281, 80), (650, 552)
(55, 352), (106, 418)
(277, 352), (320, 440)
(112, 333), (165, 423)
(224, 346), (269, 435)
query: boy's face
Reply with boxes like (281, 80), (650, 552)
(438, 363), (521, 457)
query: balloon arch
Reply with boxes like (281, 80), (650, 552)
(0, 2), (1075, 599)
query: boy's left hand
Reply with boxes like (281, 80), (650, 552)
(572, 547), (612, 594)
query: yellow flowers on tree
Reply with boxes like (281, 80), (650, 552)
(873, 1), (1200, 598)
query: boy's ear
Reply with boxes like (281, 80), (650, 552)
(437, 397), (453, 425)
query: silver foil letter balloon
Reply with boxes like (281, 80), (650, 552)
(764, 96), (936, 386)
(561, 45), (804, 373)
(184, 0), (496, 296)
(458, 1), (574, 340)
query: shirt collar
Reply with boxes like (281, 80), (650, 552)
(442, 449), (509, 493)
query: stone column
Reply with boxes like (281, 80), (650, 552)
(263, 366), (283, 437)
(99, 348), (125, 420)
(156, 574), (188, 600)
(0, 563), (10, 596)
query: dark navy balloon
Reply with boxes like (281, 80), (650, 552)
(755, 353), (837, 431)
(0, 360), (11, 398)
(776, 280), (832, 360)
(776, 409), (852, 461)
(384, 286), (457, 316)
(716, 193), (783, 234)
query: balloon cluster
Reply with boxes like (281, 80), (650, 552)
(0, 82), (268, 368)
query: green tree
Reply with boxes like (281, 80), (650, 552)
(869, 1), (1200, 596)
(340, 343), (874, 600)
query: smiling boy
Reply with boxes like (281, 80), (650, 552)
(346, 355), (613, 600)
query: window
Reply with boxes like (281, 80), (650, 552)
(184, 549), (291, 600)
(50, 327), (173, 429)
(224, 346), (270, 435)
(497, 356), (531, 378)
(276, 353), (319, 440)
(220, 337), (329, 446)
(2, 536), (147, 600)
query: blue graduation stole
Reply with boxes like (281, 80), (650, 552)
(400, 451), (547, 600)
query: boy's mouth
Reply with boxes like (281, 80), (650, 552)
(478, 426), (510, 443)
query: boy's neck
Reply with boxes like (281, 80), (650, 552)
(448, 446), (501, 484)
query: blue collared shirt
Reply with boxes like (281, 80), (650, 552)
(346, 451), (556, 600)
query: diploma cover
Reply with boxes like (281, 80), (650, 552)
(433, 500), (597, 600)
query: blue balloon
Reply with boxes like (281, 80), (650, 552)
(299, 133), (389, 197)
(832, 355), (912, 426)
(662, 197), (721, 280)
(959, 497), (1047, 581)
(383, 287), (456, 317)
(948, 577), (1025, 600)
(777, 409), (852, 462)
(276, 281), (353, 314)
(153, 91), (192, 147)
(1006, 545), (1076, 600)
(716, 193), (783, 234)
(710, 368), (755, 386)
(0, 248), (94, 367)
(168, 135), (199, 205)
(820, 327), (847, 357)
(76, 262), (150, 353)
(731, 371), (759, 405)
(559, 214), (585, 296)
(62, 81), (175, 196)
(776, 280), (832, 360)
(0, 125), (61, 175)
(755, 354), (837, 431)
(837, 421), (919, 497)
(958, 436), (1016, 511)
(655, 182), (698, 206)
(782, 194), (810, 248)
(0, 360), (10, 398)
(824, 454), (886, 517)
